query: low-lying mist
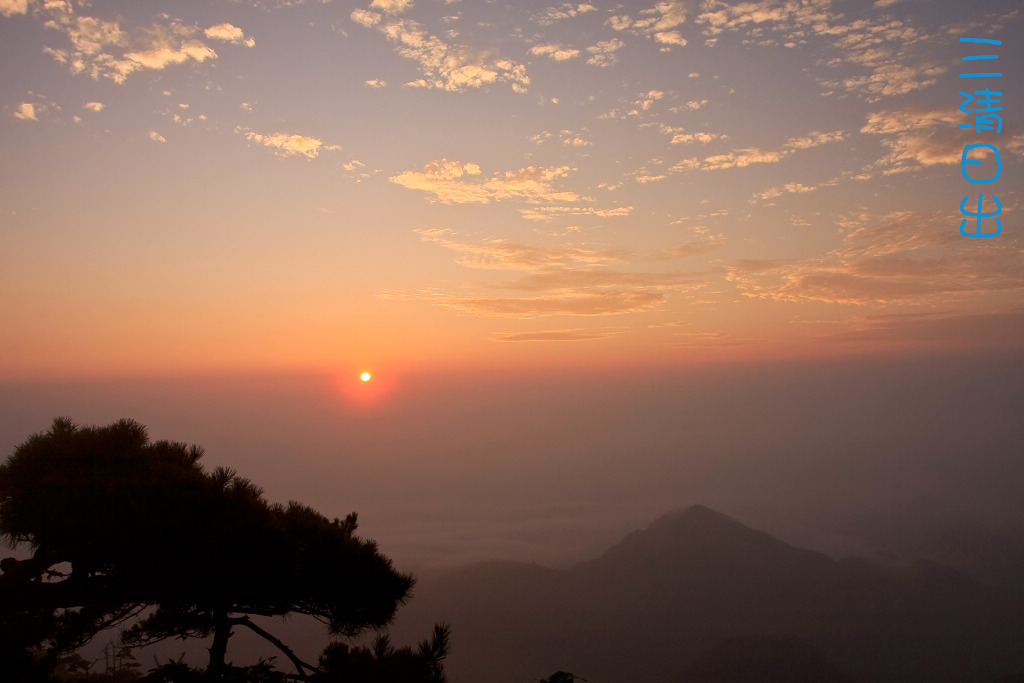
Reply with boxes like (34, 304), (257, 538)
(1, 350), (1021, 575)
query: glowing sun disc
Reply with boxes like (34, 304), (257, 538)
(360, 372), (371, 382)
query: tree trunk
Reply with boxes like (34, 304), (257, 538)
(208, 609), (231, 673)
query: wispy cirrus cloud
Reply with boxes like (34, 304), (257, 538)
(382, 289), (667, 318)
(754, 182), (818, 201)
(600, 89), (668, 120)
(351, 2), (529, 92)
(390, 159), (579, 204)
(856, 106), (1012, 176)
(519, 205), (634, 222)
(415, 229), (720, 268)
(414, 229), (627, 269)
(726, 211), (1024, 306)
(491, 328), (623, 342)
(695, 0), (952, 100)
(380, 229), (711, 319)
(810, 310), (1024, 352)
(674, 130), (845, 172)
(504, 268), (700, 292)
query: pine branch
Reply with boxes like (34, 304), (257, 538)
(230, 615), (321, 680)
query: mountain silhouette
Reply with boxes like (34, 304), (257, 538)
(390, 505), (1024, 683)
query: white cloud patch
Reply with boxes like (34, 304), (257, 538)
(0, 0), (28, 17)
(204, 23), (255, 48)
(350, 9), (382, 27)
(586, 38), (624, 67)
(676, 99), (707, 111)
(13, 102), (38, 121)
(370, 0), (415, 14)
(658, 125), (726, 145)
(607, 15), (631, 31)
(560, 129), (591, 148)
(534, 3), (596, 27)
(628, 89), (665, 116)
(83, 101), (104, 112)
(38, 6), (241, 84)
(148, 131), (167, 143)
(654, 31), (687, 47)
(124, 40), (216, 73)
(530, 43), (580, 62)
(239, 128), (340, 159)
(755, 182), (818, 201)
(608, 1), (688, 49)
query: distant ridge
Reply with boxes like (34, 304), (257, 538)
(578, 504), (837, 594)
(389, 504), (1024, 683)
(602, 503), (799, 555)
(647, 503), (744, 531)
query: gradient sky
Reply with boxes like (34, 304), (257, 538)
(2, 0), (1022, 382)
(2, 0), (1024, 581)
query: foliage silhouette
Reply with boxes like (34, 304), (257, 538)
(313, 622), (451, 682)
(0, 418), (419, 680)
(538, 672), (587, 682)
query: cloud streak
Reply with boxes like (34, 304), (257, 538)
(384, 290), (667, 318)
(491, 328), (622, 342)
(727, 211), (1024, 305)
(391, 160), (579, 204)
(675, 130), (845, 172)
(380, 230), (709, 319)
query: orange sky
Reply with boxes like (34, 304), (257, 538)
(1, 0), (1022, 380)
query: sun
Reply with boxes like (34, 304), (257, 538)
(360, 372), (371, 382)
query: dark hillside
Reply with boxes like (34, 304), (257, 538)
(391, 505), (1024, 683)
